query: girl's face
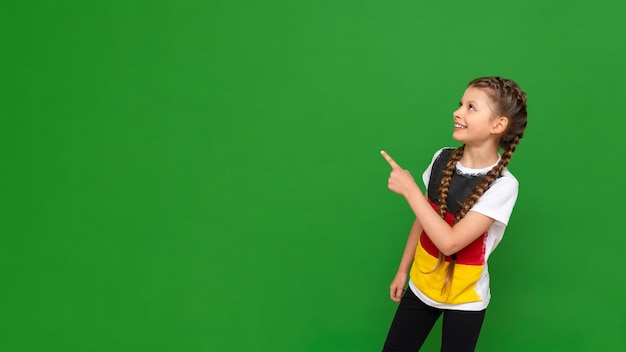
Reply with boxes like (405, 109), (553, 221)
(452, 87), (503, 146)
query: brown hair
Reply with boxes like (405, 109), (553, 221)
(431, 76), (528, 296)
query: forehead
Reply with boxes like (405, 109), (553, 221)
(461, 87), (492, 103)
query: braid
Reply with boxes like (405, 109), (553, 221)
(422, 146), (464, 279)
(455, 136), (520, 221)
(437, 146), (464, 217)
(438, 137), (521, 295)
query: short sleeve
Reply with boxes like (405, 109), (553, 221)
(422, 148), (449, 189)
(469, 170), (519, 226)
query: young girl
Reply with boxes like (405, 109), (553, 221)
(380, 77), (528, 351)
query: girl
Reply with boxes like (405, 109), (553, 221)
(380, 77), (528, 351)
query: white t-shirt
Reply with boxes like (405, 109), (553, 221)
(408, 148), (519, 311)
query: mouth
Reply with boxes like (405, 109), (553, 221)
(454, 123), (467, 129)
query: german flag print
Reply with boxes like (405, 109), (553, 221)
(410, 200), (487, 304)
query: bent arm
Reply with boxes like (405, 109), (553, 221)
(403, 190), (494, 256)
(381, 150), (496, 257)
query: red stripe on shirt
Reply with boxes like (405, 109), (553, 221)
(419, 200), (487, 266)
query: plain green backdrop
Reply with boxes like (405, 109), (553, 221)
(2, 0), (625, 351)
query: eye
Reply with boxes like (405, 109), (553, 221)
(468, 104), (475, 111)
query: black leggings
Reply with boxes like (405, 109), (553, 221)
(382, 288), (485, 352)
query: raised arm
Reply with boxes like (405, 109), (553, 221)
(381, 151), (495, 256)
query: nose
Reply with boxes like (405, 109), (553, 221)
(453, 106), (462, 119)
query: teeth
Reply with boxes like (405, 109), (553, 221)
(455, 123), (466, 128)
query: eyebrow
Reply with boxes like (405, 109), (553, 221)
(460, 99), (480, 108)
(465, 98), (498, 115)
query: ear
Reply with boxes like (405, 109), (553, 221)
(491, 117), (509, 135)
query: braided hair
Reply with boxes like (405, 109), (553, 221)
(429, 77), (528, 296)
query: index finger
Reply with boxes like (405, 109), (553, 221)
(380, 150), (401, 170)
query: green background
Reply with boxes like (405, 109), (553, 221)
(2, 0), (625, 351)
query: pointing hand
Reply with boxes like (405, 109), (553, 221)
(381, 150), (419, 197)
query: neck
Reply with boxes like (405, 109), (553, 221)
(459, 144), (500, 169)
